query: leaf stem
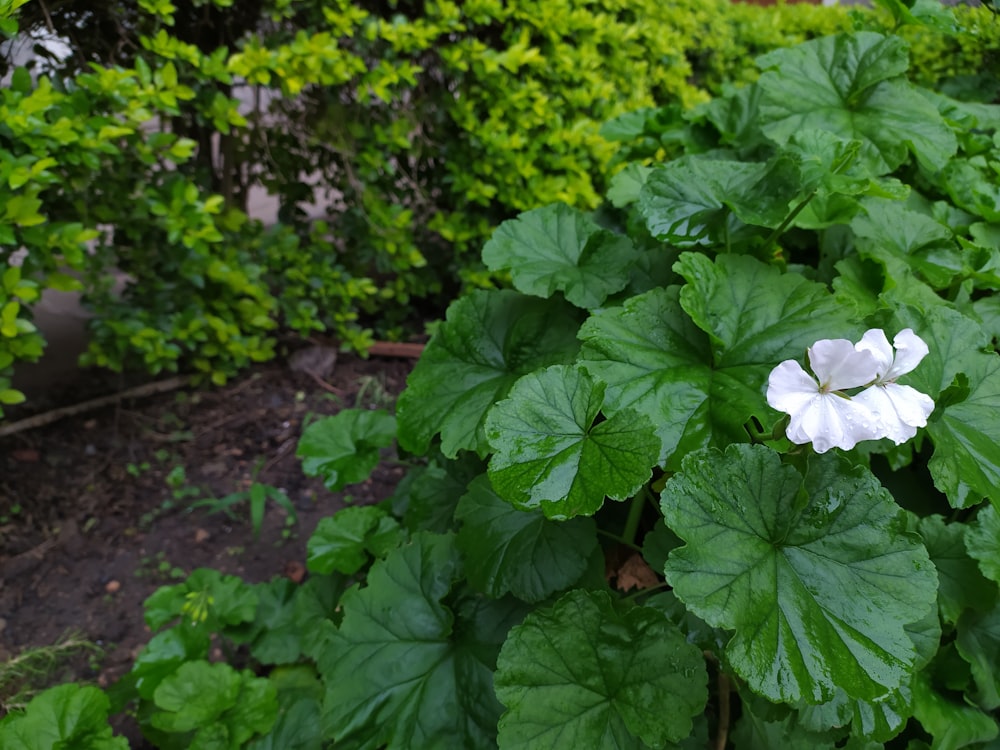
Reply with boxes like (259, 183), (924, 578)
(715, 670), (732, 750)
(620, 581), (671, 602)
(622, 488), (649, 548)
(760, 188), (816, 254)
(596, 528), (642, 551)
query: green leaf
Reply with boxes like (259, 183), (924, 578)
(756, 32), (956, 173)
(318, 532), (523, 749)
(907, 604), (943, 672)
(247, 697), (322, 750)
(852, 199), (965, 289)
(702, 82), (767, 149)
(606, 164), (652, 208)
(296, 409), (396, 492)
(240, 579), (302, 665)
(494, 590), (708, 749)
(926, 351), (1000, 508)
(883, 304), (1000, 507)
(485, 365), (659, 519)
(391, 460), (470, 533)
(918, 515), (997, 625)
(481, 203), (637, 308)
(966, 503), (1000, 584)
(397, 290), (583, 457)
(151, 661), (277, 744)
(886, 305), (986, 400)
(579, 255), (858, 468)
(220, 671), (280, 747)
(872, 0), (958, 32)
(956, 601), (1000, 710)
(119, 625), (211, 703)
(941, 158), (1000, 223)
(731, 710), (839, 750)
(797, 685), (912, 743)
(306, 505), (402, 575)
(675, 252), (857, 357)
(151, 660), (240, 732)
(638, 155), (792, 248)
(662, 444), (937, 703)
(0, 388), (25, 405)
(455, 474), (598, 602)
(0, 684), (128, 750)
(911, 672), (999, 750)
(143, 568), (258, 631)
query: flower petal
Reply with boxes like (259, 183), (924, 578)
(855, 329), (894, 379)
(808, 339), (880, 391)
(888, 328), (929, 380)
(855, 382), (934, 445)
(767, 360), (819, 414)
(786, 392), (882, 453)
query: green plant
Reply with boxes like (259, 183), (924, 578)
(297, 21), (1000, 749)
(189, 462), (297, 539)
(125, 461), (151, 478)
(163, 465), (202, 503)
(134, 552), (186, 582)
(354, 372), (395, 411)
(0, 683), (126, 749)
(0, 502), (22, 524)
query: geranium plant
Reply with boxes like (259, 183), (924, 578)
(309, 24), (1000, 749)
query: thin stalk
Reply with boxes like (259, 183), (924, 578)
(622, 488), (650, 548)
(596, 528), (642, 552)
(715, 671), (732, 750)
(760, 148), (857, 257)
(760, 189), (817, 255)
(620, 581), (671, 602)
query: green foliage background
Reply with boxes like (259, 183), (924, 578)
(0, 0), (997, 416)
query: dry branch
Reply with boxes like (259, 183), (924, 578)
(0, 376), (191, 440)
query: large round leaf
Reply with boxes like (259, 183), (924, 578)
(482, 202), (637, 308)
(494, 589), (708, 749)
(318, 532), (525, 750)
(661, 444), (937, 704)
(756, 32), (956, 174)
(485, 365), (660, 519)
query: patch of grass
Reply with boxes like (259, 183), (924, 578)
(0, 632), (103, 717)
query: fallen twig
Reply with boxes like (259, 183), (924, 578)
(0, 376), (192, 440)
(367, 341), (424, 358)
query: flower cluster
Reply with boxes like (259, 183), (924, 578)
(766, 329), (934, 453)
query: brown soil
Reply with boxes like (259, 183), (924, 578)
(0, 352), (414, 738)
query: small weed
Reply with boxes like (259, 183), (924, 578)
(165, 465), (202, 502)
(125, 461), (151, 478)
(0, 633), (102, 717)
(134, 552), (186, 582)
(190, 461), (298, 539)
(355, 373), (395, 410)
(0, 503), (22, 524)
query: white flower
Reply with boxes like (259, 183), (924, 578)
(767, 338), (883, 453)
(853, 328), (935, 445)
